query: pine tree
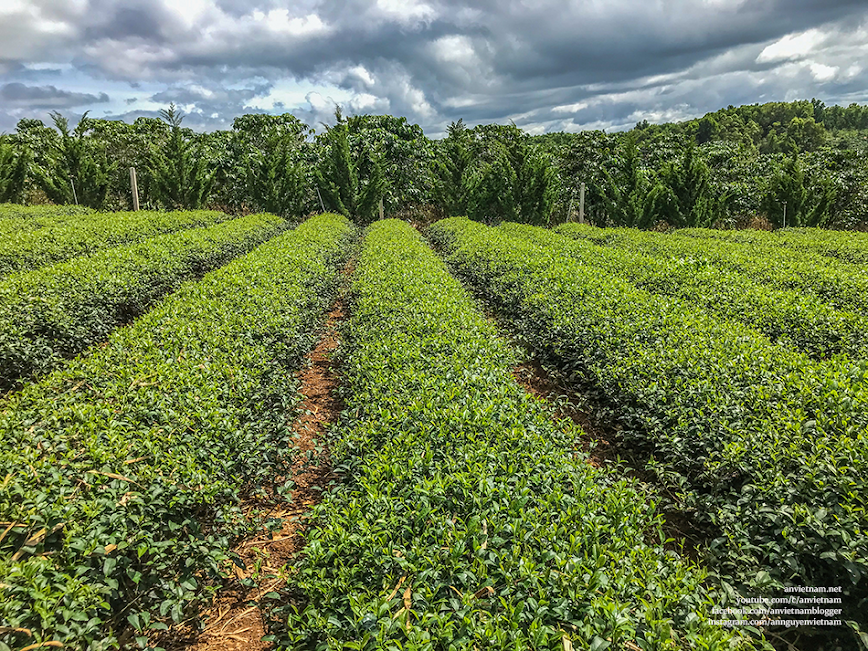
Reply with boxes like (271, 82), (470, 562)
(247, 137), (308, 217)
(34, 112), (113, 208)
(600, 135), (656, 228)
(514, 144), (558, 226)
(461, 124), (556, 225)
(464, 145), (518, 224)
(762, 154), (836, 228)
(433, 119), (471, 217)
(652, 142), (723, 227)
(150, 104), (214, 210)
(316, 110), (386, 225)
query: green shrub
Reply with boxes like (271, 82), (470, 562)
(676, 226), (868, 266)
(0, 203), (95, 225)
(276, 219), (757, 650)
(0, 213), (284, 392)
(0, 213), (356, 650)
(0, 209), (235, 277)
(519, 223), (868, 361)
(430, 217), (868, 633)
(558, 223), (868, 316)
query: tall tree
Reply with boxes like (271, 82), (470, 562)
(462, 124), (557, 225)
(149, 104), (214, 210)
(651, 141), (723, 228)
(513, 141), (558, 225)
(33, 112), (113, 208)
(217, 113), (313, 214)
(0, 139), (29, 204)
(344, 114), (434, 215)
(433, 119), (471, 217)
(315, 109), (386, 225)
(247, 136), (309, 217)
(762, 154), (836, 228)
(464, 143), (518, 224)
(600, 135), (657, 228)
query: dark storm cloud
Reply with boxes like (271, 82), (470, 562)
(0, 83), (109, 109)
(82, 4), (172, 42)
(1, 0), (867, 133)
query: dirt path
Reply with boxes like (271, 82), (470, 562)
(166, 267), (351, 651)
(512, 357), (616, 469)
(511, 354), (707, 560)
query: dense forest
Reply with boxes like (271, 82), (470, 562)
(0, 98), (866, 229)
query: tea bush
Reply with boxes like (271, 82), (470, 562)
(0, 204), (95, 233)
(677, 227), (868, 266)
(0, 213), (284, 392)
(0, 209), (233, 276)
(556, 223), (868, 315)
(0, 213), (356, 650)
(276, 219), (757, 650)
(511, 223), (868, 361)
(430, 217), (868, 630)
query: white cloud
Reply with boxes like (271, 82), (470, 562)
(82, 41), (176, 79)
(431, 35), (476, 64)
(808, 61), (838, 82)
(2, 0), (868, 135)
(347, 65), (376, 88)
(757, 28), (827, 63)
(442, 96), (478, 108)
(162, 0), (212, 29)
(350, 92), (386, 112)
(552, 101), (589, 114)
(375, 0), (436, 26)
(0, 0), (29, 14)
(400, 79), (435, 118)
(249, 10), (329, 37)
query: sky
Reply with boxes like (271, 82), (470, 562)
(0, 0), (867, 137)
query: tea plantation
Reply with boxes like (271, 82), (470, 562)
(1, 206), (865, 650)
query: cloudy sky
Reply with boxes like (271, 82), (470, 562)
(1, 0), (867, 136)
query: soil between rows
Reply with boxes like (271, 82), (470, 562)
(162, 266), (351, 651)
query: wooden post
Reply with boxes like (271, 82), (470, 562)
(129, 167), (139, 211)
(69, 177), (78, 205)
(578, 182), (586, 224)
(378, 198), (384, 221)
(782, 201), (787, 229)
(316, 186), (325, 213)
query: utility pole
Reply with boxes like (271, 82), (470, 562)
(129, 167), (140, 211)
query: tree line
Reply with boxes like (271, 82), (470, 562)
(0, 99), (866, 229)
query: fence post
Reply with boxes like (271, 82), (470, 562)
(578, 182), (586, 224)
(130, 167), (139, 211)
